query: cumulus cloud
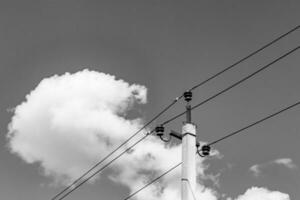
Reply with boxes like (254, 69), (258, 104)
(7, 69), (148, 184)
(6, 69), (220, 200)
(250, 158), (297, 177)
(235, 187), (290, 200)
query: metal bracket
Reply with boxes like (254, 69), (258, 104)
(170, 130), (182, 140)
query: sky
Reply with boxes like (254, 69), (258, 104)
(0, 1), (300, 200)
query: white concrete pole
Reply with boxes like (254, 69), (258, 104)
(181, 109), (196, 200)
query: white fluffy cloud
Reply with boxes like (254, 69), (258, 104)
(235, 187), (290, 200)
(7, 69), (148, 184)
(6, 69), (219, 200)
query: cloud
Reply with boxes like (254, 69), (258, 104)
(250, 158), (297, 177)
(7, 69), (148, 184)
(272, 158), (297, 169)
(235, 187), (290, 200)
(249, 165), (261, 177)
(6, 69), (220, 200)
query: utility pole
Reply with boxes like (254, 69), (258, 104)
(156, 91), (203, 200)
(181, 91), (196, 200)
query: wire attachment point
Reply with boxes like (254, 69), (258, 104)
(155, 125), (171, 142)
(197, 145), (211, 157)
(155, 125), (164, 136)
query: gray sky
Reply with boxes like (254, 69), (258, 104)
(0, 1), (300, 200)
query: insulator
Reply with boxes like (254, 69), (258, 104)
(202, 151), (210, 156)
(202, 145), (210, 151)
(155, 125), (164, 136)
(201, 145), (211, 156)
(183, 91), (192, 102)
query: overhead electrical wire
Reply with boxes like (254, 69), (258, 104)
(51, 25), (299, 199)
(162, 46), (300, 126)
(123, 162), (182, 200)
(207, 100), (300, 146)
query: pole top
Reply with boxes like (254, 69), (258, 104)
(183, 91), (192, 123)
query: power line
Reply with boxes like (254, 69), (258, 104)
(121, 38), (300, 200)
(162, 46), (300, 126)
(51, 25), (299, 199)
(123, 162), (182, 200)
(56, 133), (152, 200)
(207, 100), (300, 146)
(98, 26), (300, 198)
